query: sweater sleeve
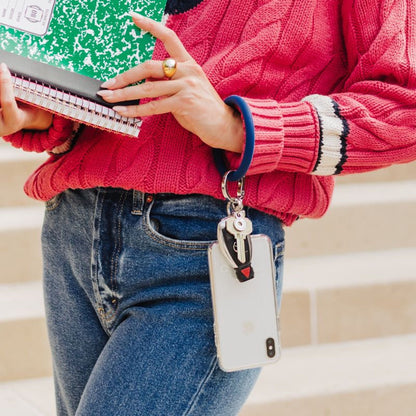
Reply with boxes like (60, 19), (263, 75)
(2, 115), (74, 153)
(229, 0), (416, 177)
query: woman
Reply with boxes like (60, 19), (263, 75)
(1, 1), (416, 415)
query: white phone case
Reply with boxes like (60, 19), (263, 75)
(208, 234), (281, 372)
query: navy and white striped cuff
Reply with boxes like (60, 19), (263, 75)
(302, 94), (349, 176)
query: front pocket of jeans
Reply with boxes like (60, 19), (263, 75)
(45, 193), (63, 211)
(143, 199), (218, 250)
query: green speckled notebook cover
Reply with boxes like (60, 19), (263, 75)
(0, 0), (167, 81)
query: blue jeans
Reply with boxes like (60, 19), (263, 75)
(42, 188), (285, 416)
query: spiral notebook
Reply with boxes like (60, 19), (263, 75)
(0, 0), (167, 136)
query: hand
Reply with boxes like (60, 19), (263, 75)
(0, 63), (53, 136)
(97, 12), (244, 153)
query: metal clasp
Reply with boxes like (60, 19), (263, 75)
(221, 170), (246, 215)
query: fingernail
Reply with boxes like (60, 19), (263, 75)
(96, 90), (112, 97)
(0, 63), (11, 78)
(101, 78), (116, 88)
(129, 11), (143, 20)
(113, 106), (127, 113)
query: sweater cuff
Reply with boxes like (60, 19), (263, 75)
(225, 99), (319, 176)
(3, 115), (74, 153)
(276, 101), (320, 173)
(45, 116), (75, 151)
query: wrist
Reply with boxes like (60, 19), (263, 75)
(211, 102), (244, 153)
(213, 95), (256, 181)
(22, 108), (53, 131)
(224, 104), (245, 153)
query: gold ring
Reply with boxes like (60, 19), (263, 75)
(162, 58), (177, 79)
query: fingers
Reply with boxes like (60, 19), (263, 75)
(98, 13), (213, 128)
(130, 12), (192, 62)
(101, 60), (166, 89)
(100, 57), (203, 91)
(97, 79), (181, 102)
(100, 12), (194, 90)
(112, 96), (178, 118)
(0, 63), (20, 121)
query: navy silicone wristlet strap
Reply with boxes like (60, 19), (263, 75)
(213, 95), (255, 182)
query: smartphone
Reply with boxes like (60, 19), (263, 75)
(208, 234), (281, 372)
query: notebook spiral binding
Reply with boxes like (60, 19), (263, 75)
(11, 74), (142, 137)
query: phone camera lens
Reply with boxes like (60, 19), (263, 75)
(266, 337), (275, 358)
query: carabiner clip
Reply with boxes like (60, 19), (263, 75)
(221, 170), (245, 215)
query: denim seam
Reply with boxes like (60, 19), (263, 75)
(143, 200), (215, 251)
(91, 189), (107, 327)
(97, 192), (130, 328)
(98, 306), (118, 324)
(274, 241), (285, 261)
(109, 191), (128, 309)
(182, 354), (218, 416)
(91, 188), (118, 331)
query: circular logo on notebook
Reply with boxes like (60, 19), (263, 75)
(24, 5), (43, 24)
(165, 0), (204, 14)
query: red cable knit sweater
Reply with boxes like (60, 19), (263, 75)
(4, 0), (416, 225)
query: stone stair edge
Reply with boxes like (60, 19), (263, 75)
(0, 376), (54, 416)
(0, 178), (414, 225)
(0, 146), (46, 162)
(335, 160), (416, 184)
(283, 246), (416, 291)
(0, 205), (44, 231)
(1, 141), (415, 180)
(0, 281), (44, 323)
(1, 334), (416, 416)
(242, 333), (416, 404)
(330, 179), (416, 207)
(2, 245), (414, 322)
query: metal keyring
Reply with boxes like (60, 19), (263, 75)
(221, 170), (245, 214)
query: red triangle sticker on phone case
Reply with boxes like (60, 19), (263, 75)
(241, 267), (252, 278)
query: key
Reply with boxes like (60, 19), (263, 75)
(217, 211), (254, 282)
(226, 212), (252, 263)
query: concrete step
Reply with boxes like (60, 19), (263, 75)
(2, 335), (416, 416)
(0, 206), (44, 284)
(0, 142), (414, 197)
(1, 247), (414, 382)
(0, 143), (414, 209)
(280, 247), (416, 347)
(0, 144), (46, 207)
(0, 281), (52, 382)
(335, 160), (416, 184)
(1, 180), (415, 284)
(285, 179), (416, 257)
(0, 377), (54, 416)
(240, 334), (416, 416)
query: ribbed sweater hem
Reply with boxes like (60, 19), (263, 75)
(225, 99), (319, 176)
(3, 116), (73, 153)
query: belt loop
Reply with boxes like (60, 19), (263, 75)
(131, 190), (145, 215)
